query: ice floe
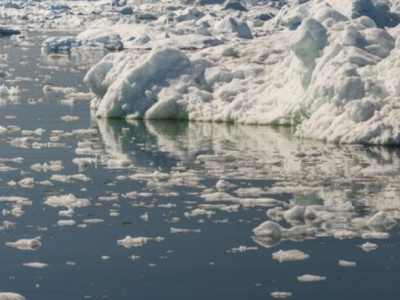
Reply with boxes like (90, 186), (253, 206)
(5, 237), (42, 251)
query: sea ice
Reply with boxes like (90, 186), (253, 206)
(78, 0), (400, 145)
(5, 237), (41, 251)
(0, 293), (25, 300)
(270, 291), (292, 299)
(272, 249), (310, 262)
(297, 274), (326, 282)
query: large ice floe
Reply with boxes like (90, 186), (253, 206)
(59, 0), (400, 145)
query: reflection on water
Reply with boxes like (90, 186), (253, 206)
(0, 33), (400, 300)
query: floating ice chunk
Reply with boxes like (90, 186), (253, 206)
(117, 236), (150, 248)
(0, 196), (30, 204)
(0, 85), (21, 96)
(215, 179), (236, 191)
(18, 177), (35, 188)
(184, 208), (215, 218)
(284, 205), (306, 222)
(361, 242), (378, 252)
(59, 208), (75, 217)
(107, 158), (131, 169)
(201, 191), (237, 202)
(129, 255), (141, 261)
(366, 211), (396, 230)
(117, 236), (164, 248)
(6, 237), (41, 250)
(270, 291), (292, 299)
(237, 198), (284, 207)
(267, 207), (284, 221)
(170, 228), (202, 234)
(253, 220), (315, 247)
(83, 219), (104, 224)
(0, 292), (25, 300)
(61, 115), (80, 122)
(45, 194), (90, 208)
(253, 221), (283, 238)
(140, 212), (149, 221)
(234, 187), (267, 197)
(72, 157), (97, 171)
(230, 246), (258, 253)
(23, 262), (48, 268)
(272, 249), (310, 262)
(333, 230), (358, 240)
(361, 231), (389, 239)
(338, 260), (356, 267)
(297, 274), (326, 282)
(57, 220), (76, 226)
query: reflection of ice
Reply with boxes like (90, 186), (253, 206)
(88, 119), (400, 246)
(94, 119), (400, 205)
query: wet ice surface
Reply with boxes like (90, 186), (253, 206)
(1, 34), (400, 300)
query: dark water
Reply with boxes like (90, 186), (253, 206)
(0, 32), (399, 300)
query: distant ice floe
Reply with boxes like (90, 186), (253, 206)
(297, 274), (326, 282)
(270, 291), (292, 299)
(117, 235), (164, 248)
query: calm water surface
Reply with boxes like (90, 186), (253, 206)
(0, 32), (399, 300)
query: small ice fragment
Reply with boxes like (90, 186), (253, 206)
(59, 208), (75, 217)
(18, 177), (34, 188)
(57, 220), (76, 226)
(117, 236), (151, 248)
(140, 212), (149, 221)
(216, 179), (236, 191)
(338, 260), (356, 267)
(170, 228), (202, 233)
(361, 231), (389, 239)
(22, 262), (48, 268)
(60, 115), (80, 122)
(272, 249), (310, 262)
(6, 237), (41, 250)
(297, 274), (326, 282)
(333, 230), (357, 240)
(361, 242), (378, 252)
(83, 218), (104, 224)
(45, 194), (90, 208)
(270, 291), (292, 299)
(231, 246), (258, 253)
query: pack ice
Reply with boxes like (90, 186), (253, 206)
(76, 0), (400, 144)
